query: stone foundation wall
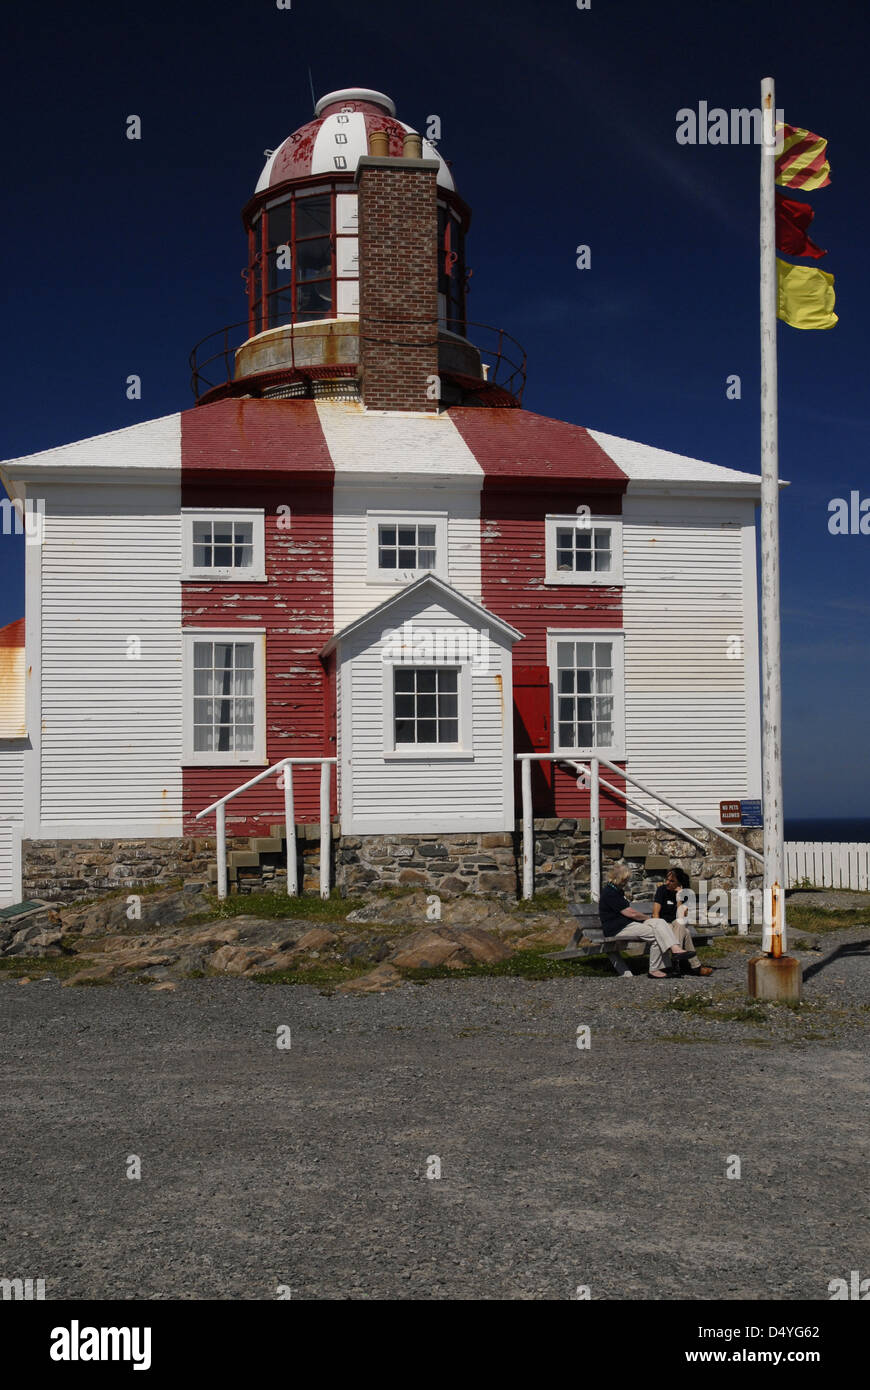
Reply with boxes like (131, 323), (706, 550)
(22, 822), (764, 907)
(22, 838), (239, 904)
(336, 831), (518, 897)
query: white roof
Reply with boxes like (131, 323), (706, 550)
(588, 428), (763, 489)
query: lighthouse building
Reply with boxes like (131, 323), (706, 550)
(0, 88), (762, 905)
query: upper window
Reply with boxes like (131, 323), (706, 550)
(182, 510), (265, 581)
(183, 630), (266, 766)
(366, 512), (447, 584)
(547, 631), (625, 759)
(545, 515), (623, 585)
(378, 522), (437, 572)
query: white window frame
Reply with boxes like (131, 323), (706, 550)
(545, 515), (623, 586)
(547, 630), (625, 761)
(366, 511), (448, 585)
(381, 659), (473, 761)
(182, 508), (266, 582)
(182, 629), (267, 767)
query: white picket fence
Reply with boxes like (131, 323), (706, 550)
(785, 842), (870, 891)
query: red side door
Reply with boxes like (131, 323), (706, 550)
(513, 664), (554, 814)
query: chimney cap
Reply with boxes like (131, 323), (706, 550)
(314, 88), (396, 118)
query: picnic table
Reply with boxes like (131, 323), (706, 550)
(544, 901), (724, 976)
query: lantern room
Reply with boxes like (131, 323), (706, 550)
(189, 87), (527, 410)
(242, 88), (469, 337)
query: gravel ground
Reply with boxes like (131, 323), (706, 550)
(1, 925), (867, 1301)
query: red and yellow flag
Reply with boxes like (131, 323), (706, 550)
(775, 123), (831, 190)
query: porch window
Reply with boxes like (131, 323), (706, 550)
(182, 509), (265, 581)
(547, 631), (625, 758)
(545, 515), (623, 585)
(394, 667), (459, 745)
(183, 630), (266, 765)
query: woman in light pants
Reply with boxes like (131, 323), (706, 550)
(600, 865), (689, 978)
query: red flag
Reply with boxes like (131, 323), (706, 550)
(775, 195), (827, 260)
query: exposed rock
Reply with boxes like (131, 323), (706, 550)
(336, 962), (403, 994)
(208, 944), (271, 976)
(5, 923), (65, 957)
(390, 930), (465, 969)
(64, 889), (191, 938)
(450, 926), (513, 964)
(161, 925), (241, 950)
(387, 924), (514, 970)
(291, 927), (339, 952)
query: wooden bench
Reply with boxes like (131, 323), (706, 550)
(544, 901), (724, 976)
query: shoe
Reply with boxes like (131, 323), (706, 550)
(647, 970), (669, 979)
(688, 965), (713, 977)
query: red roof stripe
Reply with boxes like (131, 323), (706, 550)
(181, 399), (334, 478)
(448, 408), (629, 485)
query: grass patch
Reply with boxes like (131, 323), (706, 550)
(785, 905), (869, 934)
(0, 954), (95, 980)
(513, 891), (571, 915)
(179, 890), (364, 928)
(398, 949), (619, 983)
(665, 993), (769, 1024)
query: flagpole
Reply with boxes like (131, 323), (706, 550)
(759, 76), (786, 955)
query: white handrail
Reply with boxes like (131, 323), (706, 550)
(593, 754), (763, 864)
(565, 759), (706, 854)
(196, 756), (337, 901)
(515, 751), (760, 910)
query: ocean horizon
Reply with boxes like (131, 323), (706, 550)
(785, 817), (870, 843)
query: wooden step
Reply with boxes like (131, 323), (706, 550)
(248, 837), (283, 854)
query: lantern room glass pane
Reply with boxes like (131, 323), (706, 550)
(295, 196), (331, 239)
(296, 237), (331, 281)
(297, 281), (332, 317)
(266, 203), (292, 250)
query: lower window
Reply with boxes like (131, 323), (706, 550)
(548, 631), (624, 758)
(183, 630), (266, 765)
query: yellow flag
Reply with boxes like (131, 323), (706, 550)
(776, 259), (838, 330)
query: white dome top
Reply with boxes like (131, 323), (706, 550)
(255, 90), (455, 195)
(314, 87), (396, 118)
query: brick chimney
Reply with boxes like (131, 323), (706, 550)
(356, 141), (440, 412)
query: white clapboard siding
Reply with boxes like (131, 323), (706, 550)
(785, 843), (870, 891)
(0, 820), (21, 909)
(341, 595), (511, 833)
(39, 484), (183, 829)
(0, 748), (24, 906)
(622, 497), (758, 824)
(332, 481), (482, 632)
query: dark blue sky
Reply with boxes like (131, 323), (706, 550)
(2, 0), (867, 815)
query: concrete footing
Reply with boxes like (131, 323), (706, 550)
(747, 953), (802, 1001)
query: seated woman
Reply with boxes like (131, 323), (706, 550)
(652, 866), (712, 976)
(598, 864), (690, 979)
